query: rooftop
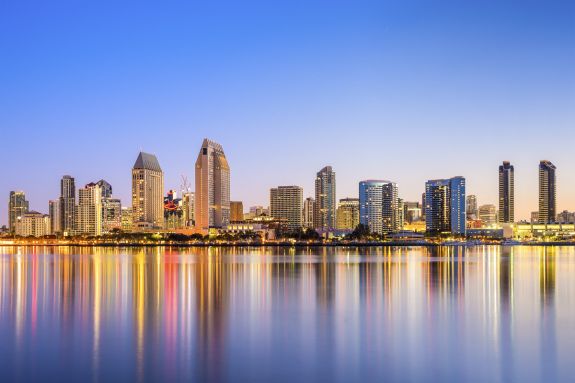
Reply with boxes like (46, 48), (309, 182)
(133, 152), (162, 172)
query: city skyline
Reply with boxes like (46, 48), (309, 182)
(2, 150), (574, 227)
(1, 1), (574, 225)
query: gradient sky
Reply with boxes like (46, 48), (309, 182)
(1, 0), (574, 225)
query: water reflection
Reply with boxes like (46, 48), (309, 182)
(0, 246), (574, 382)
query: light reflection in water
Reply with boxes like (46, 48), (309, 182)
(0, 246), (574, 383)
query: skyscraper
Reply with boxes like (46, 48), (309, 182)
(359, 180), (400, 235)
(314, 166), (336, 230)
(336, 198), (360, 230)
(77, 183), (103, 236)
(48, 200), (61, 234)
(270, 186), (303, 231)
(303, 197), (315, 229)
(8, 191), (29, 233)
(182, 192), (194, 227)
(96, 179), (121, 233)
(132, 152), (164, 230)
(195, 139), (231, 230)
(466, 195), (478, 221)
(538, 160), (556, 224)
(425, 177), (466, 236)
(60, 175), (76, 236)
(498, 161), (514, 223)
(102, 198), (122, 233)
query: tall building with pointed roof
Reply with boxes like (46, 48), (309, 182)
(132, 152), (164, 230)
(195, 139), (230, 230)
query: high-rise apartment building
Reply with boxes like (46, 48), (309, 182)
(182, 192), (194, 227)
(132, 152), (164, 230)
(195, 139), (230, 230)
(303, 198), (315, 229)
(77, 183), (103, 236)
(60, 175), (76, 236)
(538, 160), (556, 224)
(48, 200), (61, 234)
(15, 211), (50, 237)
(270, 186), (303, 231)
(102, 198), (122, 233)
(230, 201), (244, 222)
(466, 195), (478, 221)
(336, 198), (360, 230)
(359, 180), (400, 235)
(8, 191), (29, 233)
(425, 177), (466, 236)
(94, 179), (121, 233)
(314, 166), (336, 230)
(498, 161), (515, 223)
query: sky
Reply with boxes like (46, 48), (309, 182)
(1, 0), (574, 225)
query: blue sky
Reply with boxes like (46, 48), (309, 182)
(1, 0), (574, 224)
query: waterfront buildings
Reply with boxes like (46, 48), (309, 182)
(102, 198), (122, 233)
(270, 186), (303, 231)
(403, 201), (422, 224)
(557, 210), (575, 224)
(94, 179), (122, 233)
(195, 139), (230, 230)
(314, 166), (336, 230)
(466, 195), (478, 221)
(303, 197), (315, 229)
(8, 191), (29, 233)
(498, 161), (515, 223)
(60, 176), (76, 236)
(15, 211), (50, 237)
(121, 207), (133, 232)
(336, 198), (360, 230)
(230, 201), (244, 222)
(181, 192), (194, 227)
(538, 160), (556, 224)
(425, 177), (466, 236)
(77, 183), (103, 236)
(48, 200), (60, 234)
(164, 190), (183, 230)
(359, 180), (400, 235)
(132, 152), (164, 230)
(479, 204), (497, 226)
(249, 206), (267, 217)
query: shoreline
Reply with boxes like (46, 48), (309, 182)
(2, 241), (575, 248)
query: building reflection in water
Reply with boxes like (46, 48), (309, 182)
(0, 245), (573, 382)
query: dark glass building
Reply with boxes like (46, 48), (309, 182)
(498, 161), (515, 223)
(538, 160), (556, 224)
(59, 175), (76, 236)
(425, 177), (466, 236)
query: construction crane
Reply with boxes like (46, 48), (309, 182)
(180, 175), (192, 194)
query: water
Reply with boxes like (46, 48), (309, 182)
(0, 246), (574, 383)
